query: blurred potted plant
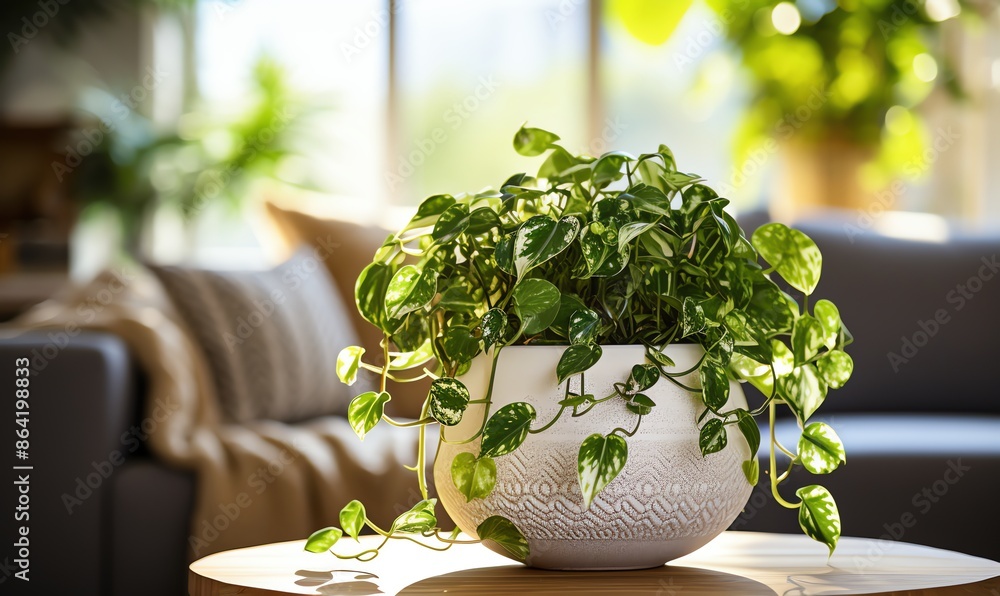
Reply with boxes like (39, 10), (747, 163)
(610, 0), (978, 216)
(75, 58), (308, 256)
(306, 126), (854, 569)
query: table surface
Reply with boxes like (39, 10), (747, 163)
(189, 531), (1000, 596)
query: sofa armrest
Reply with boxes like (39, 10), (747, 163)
(0, 330), (135, 594)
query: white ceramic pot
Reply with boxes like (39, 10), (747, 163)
(433, 344), (752, 570)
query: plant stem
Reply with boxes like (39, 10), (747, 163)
(380, 336), (389, 394)
(416, 398), (430, 500)
(382, 415), (436, 428)
(529, 406), (566, 434)
(769, 401), (800, 510)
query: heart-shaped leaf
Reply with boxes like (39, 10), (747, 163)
(355, 262), (393, 330)
(404, 194), (456, 231)
(813, 299), (842, 349)
(339, 500), (366, 541)
(514, 215), (580, 278)
(391, 499), (438, 533)
(336, 346), (365, 386)
(798, 422), (846, 474)
(699, 360), (730, 411)
(736, 409), (760, 455)
(494, 234), (515, 276)
(451, 452), (497, 502)
(513, 278), (561, 335)
(796, 485), (841, 555)
(629, 363), (660, 392)
(816, 350), (853, 389)
(347, 391), (391, 440)
(304, 527), (343, 553)
(625, 393), (655, 415)
(442, 325), (481, 363)
(682, 297), (706, 336)
(556, 344), (603, 384)
(792, 316), (825, 364)
(477, 515), (530, 561)
(385, 265), (437, 319)
(480, 402), (536, 458)
(569, 308), (601, 345)
(429, 377), (471, 426)
(699, 418), (728, 456)
(389, 339), (434, 370)
(778, 365), (826, 423)
(431, 203), (470, 244)
(752, 223), (823, 295)
(591, 151), (633, 187)
(513, 125), (560, 157)
(480, 308), (508, 351)
(577, 433), (628, 509)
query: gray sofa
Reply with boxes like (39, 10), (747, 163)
(1, 211), (998, 595)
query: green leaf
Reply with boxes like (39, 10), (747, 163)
(347, 391), (391, 440)
(513, 125), (560, 157)
(304, 527), (343, 553)
(792, 316), (825, 365)
(431, 203), (470, 244)
(429, 377), (471, 426)
(385, 265), (437, 319)
(480, 402), (537, 458)
(391, 499), (438, 534)
(339, 500), (365, 542)
(553, 293), (588, 336)
(629, 364), (660, 392)
(742, 459), (759, 486)
(771, 339), (795, 376)
(639, 226), (676, 259)
(796, 485), (841, 555)
(682, 297), (706, 336)
(477, 515), (530, 562)
(389, 339), (434, 370)
(355, 262), (393, 330)
(699, 418), (728, 456)
(442, 325), (481, 362)
(625, 393), (655, 415)
(556, 344), (603, 384)
(591, 151), (633, 186)
(616, 221), (657, 254)
(699, 360), (730, 411)
(799, 422), (846, 474)
(647, 349), (675, 368)
(736, 409), (760, 455)
(513, 278), (561, 335)
(778, 365), (826, 423)
(813, 299), (842, 350)
(450, 452), (497, 502)
(405, 194), (456, 231)
(467, 207), (501, 235)
(816, 350), (854, 389)
(628, 186), (673, 218)
(513, 215), (581, 278)
(752, 223), (823, 295)
(336, 346), (365, 386)
(494, 234), (515, 276)
(568, 309), (601, 345)
(577, 433), (628, 509)
(437, 286), (478, 313)
(480, 308), (508, 351)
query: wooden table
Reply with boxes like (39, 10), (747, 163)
(189, 531), (1000, 595)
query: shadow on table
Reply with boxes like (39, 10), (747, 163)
(398, 564), (774, 595)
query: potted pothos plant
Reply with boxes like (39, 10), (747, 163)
(306, 125), (853, 567)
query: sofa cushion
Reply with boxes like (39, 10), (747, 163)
(264, 202), (430, 418)
(149, 250), (365, 423)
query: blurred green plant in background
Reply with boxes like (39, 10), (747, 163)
(609, 0), (982, 193)
(75, 58), (313, 254)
